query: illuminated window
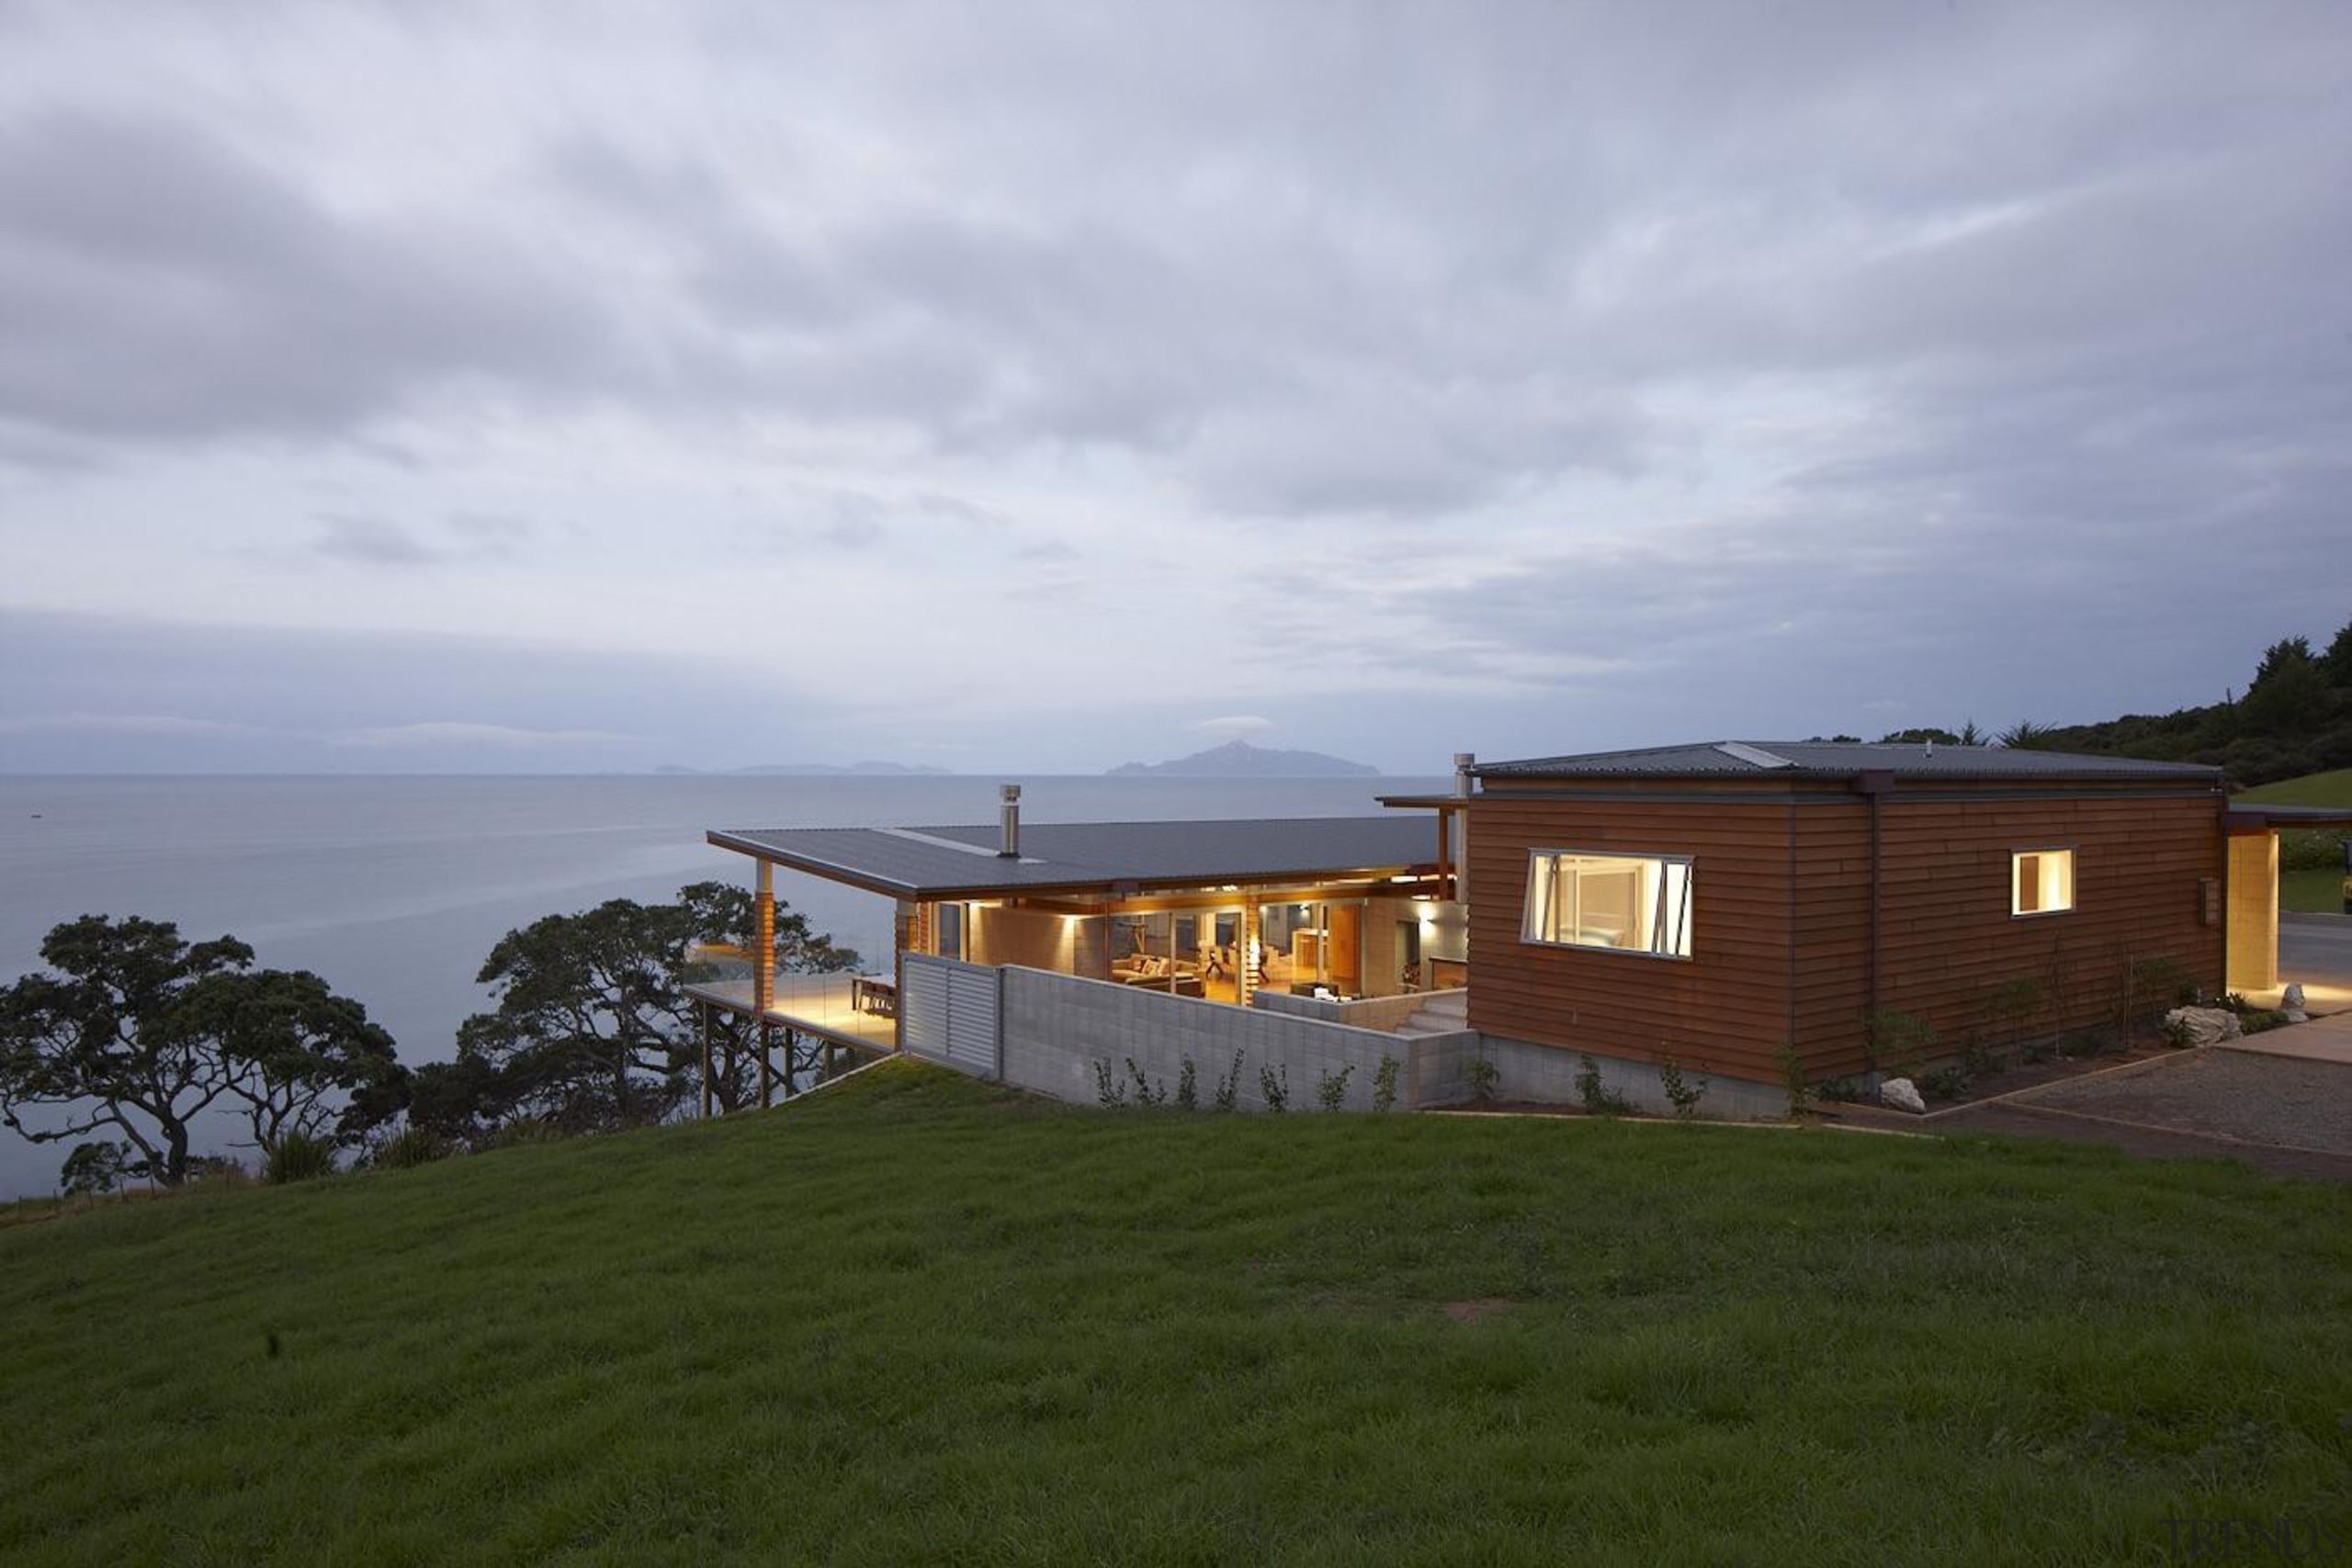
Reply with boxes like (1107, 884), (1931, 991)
(1523, 851), (1693, 959)
(2011, 849), (2075, 916)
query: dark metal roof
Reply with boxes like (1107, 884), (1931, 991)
(707, 816), (1443, 898)
(1473, 740), (2223, 784)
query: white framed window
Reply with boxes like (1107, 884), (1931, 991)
(1523, 850), (1693, 959)
(2011, 849), (2075, 917)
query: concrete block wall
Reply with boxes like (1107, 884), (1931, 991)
(999, 967), (1423, 1111)
(1415, 1033), (1788, 1119)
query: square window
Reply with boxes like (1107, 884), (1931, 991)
(2012, 849), (2075, 916)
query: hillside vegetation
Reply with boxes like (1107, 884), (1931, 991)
(4, 1061), (2348, 1563)
(2007, 620), (2352, 788)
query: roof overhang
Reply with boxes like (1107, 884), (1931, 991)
(707, 816), (1448, 901)
(2224, 804), (2352, 834)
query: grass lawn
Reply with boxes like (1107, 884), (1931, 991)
(2238, 770), (2351, 915)
(4, 1061), (2349, 1564)
(2236, 768), (2352, 808)
(2283, 867), (2346, 915)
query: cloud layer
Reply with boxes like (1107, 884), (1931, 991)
(2, 1), (2347, 771)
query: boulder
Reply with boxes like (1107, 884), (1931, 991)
(2280, 983), (2309, 1025)
(2163, 1006), (2243, 1047)
(1879, 1077), (1927, 1114)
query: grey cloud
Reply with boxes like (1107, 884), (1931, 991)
(0, 109), (611, 449)
(307, 511), (537, 567)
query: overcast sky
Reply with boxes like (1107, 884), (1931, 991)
(0, 0), (2346, 775)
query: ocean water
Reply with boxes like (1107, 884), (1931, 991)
(0, 773), (1443, 1197)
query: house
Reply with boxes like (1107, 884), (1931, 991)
(691, 744), (2336, 1113)
(1385, 741), (2238, 1110)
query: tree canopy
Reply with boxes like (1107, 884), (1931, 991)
(414, 882), (859, 1144)
(0, 916), (407, 1187)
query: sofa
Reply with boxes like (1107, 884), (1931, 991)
(1111, 955), (1204, 996)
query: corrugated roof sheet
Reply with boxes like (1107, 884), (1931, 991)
(708, 816), (1442, 897)
(1473, 740), (2222, 783)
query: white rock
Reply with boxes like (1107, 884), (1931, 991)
(2163, 1006), (2243, 1046)
(1879, 1077), (1927, 1114)
(2280, 984), (2309, 1024)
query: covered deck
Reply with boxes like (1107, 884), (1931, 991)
(684, 972), (902, 1055)
(699, 790), (1467, 1055)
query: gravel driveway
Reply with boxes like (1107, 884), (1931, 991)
(2016, 1049), (2352, 1156)
(1932, 1048), (2352, 1181)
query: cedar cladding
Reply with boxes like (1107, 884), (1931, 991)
(1466, 780), (2225, 1086)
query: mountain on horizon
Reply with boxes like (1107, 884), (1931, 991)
(1107, 739), (1378, 778)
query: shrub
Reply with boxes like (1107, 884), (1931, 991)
(1920, 1066), (1972, 1102)
(1462, 1053), (1499, 1104)
(1314, 1065), (1354, 1113)
(1575, 1055), (1631, 1116)
(1814, 1077), (1864, 1104)
(1866, 1011), (1936, 1078)
(60, 1141), (133, 1197)
(485, 1120), (564, 1150)
(1212, 1051), (1245, 1113)
(1656, 1055), (1707, 1119)
(1092, 1058), (1126, 1108)
(1175, 1056), (1198, 1112)
(264, 1133), (336, 1186)
(1773, 1043), (1811, 1117)
(1259, 1064), (1290, 1113)
(1373, 1054), (1400, 1114)
(372, 1125), (447, 1170)
(1124, 1058), (1166, 1107)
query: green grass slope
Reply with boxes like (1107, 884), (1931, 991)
(4, 1062), (2349, 1564)
(2238, 769), (2352, 913)
(2237, 768), (2352, 807)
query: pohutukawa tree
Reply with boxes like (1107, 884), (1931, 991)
(420, 881), (858, 1142)
(0, 915), (407, 1187)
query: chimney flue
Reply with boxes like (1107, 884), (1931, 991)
(1453, 752), (1476, 798)
(999, 783), (1022, 858)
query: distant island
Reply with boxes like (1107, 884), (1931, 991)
(654, 761), (953, 776)
(1107, 739), (1378, 778)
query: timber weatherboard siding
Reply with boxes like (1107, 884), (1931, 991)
(1466, 778), (2227, 1087)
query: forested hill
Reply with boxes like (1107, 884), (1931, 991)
(2008, 621), (2352, 788)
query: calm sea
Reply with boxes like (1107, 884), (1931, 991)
(0, 773), (1443, 1197)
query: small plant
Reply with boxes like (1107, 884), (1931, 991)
(1773, 1043), (1810, 1118)
(1920, 1066), (1972, 1102)
(264, 1133), (336, 1186)
(2239, 1009), (2290, 1034)
(1313, 1064), (1355, 1113)
(1259, 1063), (1290, 1113)
(1092, 1058), (1126, 1108)
(1575, 1054), (1631, 1116)
(1373, 1054), (1400, 1113)
(1175, 1056), (1198, 1111)
(1213, 1050), (1245, 1112)
(2020, 1037), (2055, 1066)
(1865, 1011), (1936, 1079)
(1656, 1055), (1707, 1119)
(1814, 1076), (1863, 1104)
(1463, 1052), (1500, 1103)
(2161, 1015), (2199, 1050)
(2063, 1027), (2115, 1060)
(372, 1125), (447, 1170)
(1125, 1057), (1166, 1107)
